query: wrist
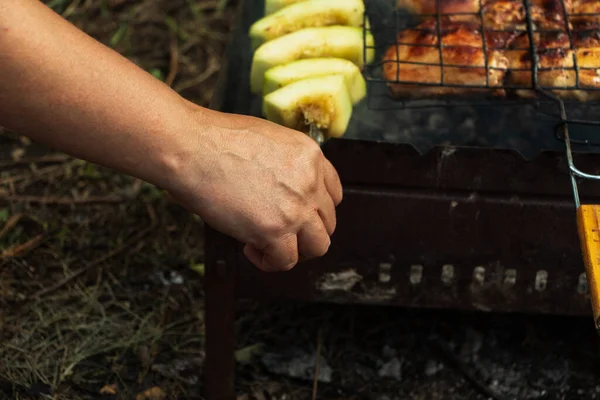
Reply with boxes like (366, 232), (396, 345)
(151, 100), (221, 197)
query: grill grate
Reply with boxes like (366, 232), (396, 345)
(363, 0), (600, 96)
(361, 0), (600, 203)
(361, 0), (600, 146)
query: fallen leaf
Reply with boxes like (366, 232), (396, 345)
(100, 384), (117, 395)
(11, 148), (25, 161)
(136, 387), (166, 400)
(235, 343), (264, 364)
(190, 263), (205, 276)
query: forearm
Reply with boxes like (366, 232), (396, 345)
(0, 0), (207, 190)
(0, 1), (344, 272)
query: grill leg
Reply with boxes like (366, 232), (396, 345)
(205, 258), (236, 400)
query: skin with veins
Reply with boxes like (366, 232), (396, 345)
(0, 0), (343, 273)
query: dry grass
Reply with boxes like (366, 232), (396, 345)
(0, 164), (208, 398)
(0, 1), (235, 397)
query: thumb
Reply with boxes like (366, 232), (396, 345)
(243, 236), (298, 272)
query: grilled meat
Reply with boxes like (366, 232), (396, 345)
(396, 0), (480, 16)
(387, 0), (600, 99)
(571, 29), (600, 100)
(505, 31), (574, 98)
(530, 0), (572, 29)
(570, 0), (600, 29)
(397, 0), (571, 30)
(482, 0), (528, 30)
(482, 0), (570, 31)
(505, 29), (600, 101)
(382, 19), (510, 97)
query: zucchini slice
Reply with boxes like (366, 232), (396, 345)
(250, 26), (375, 94)
(262, 75), (353, 138)
(263, 58), (366, 105)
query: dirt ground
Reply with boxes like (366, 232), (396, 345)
(2, 1), (600, 400)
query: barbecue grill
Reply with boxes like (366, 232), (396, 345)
(204, 0), (600, 398)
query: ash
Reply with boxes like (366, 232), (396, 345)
(237, 302), (600, 400)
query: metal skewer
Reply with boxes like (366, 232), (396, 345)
(308, 122), (325, 146)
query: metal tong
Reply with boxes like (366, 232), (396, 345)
(549, 91), (600, 332)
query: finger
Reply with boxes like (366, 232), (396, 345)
(244, 234), (299, 272)
(322, 157), (343, 206)
(243, 244), (264, 270)
(317, 189), (337, 236)
(297, 213), (331, 260)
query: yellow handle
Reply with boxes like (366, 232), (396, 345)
(576, 205), (600, 330)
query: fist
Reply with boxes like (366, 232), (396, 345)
(168, 109), (343, 272)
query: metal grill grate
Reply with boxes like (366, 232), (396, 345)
(362, 0), (600, 103)
(361, 0), (600, 206)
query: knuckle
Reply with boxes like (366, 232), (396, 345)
(328, 220), (337, 236)
(282, 202), (301, 226)
(299, 139), (322, 165)
(282, 256), (299, 271)
(316, 242), (330, 257)
(257, 218), (285, 239)
(307, 238), (331, 259)
(307, 139), (322, 156)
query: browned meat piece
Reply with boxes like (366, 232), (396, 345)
(530, 0), (572, 29)
(569, 0), (600, 29)
(382, 19), (510, 98)
(396, 0), (480, 15)
(398, 0), (572, 30)
(506, 29), (600, 100)
(505, 32), (575, 98)
(482, 0), (571, 31)
(482, 0), (528, 30)
(571, 29), (600, 100)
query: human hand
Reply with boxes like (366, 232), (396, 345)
(167, 108), (343, 272)
(0, 0), (339, 273)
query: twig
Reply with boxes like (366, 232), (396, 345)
(0, 193), (123, 205)
(29, 224), (154, 300)
(312, 328), (323, 400)
(1, 234), (44, 259)
(174, 56), (220, 92)
(62, 0), (82, 18)
(0, 164), (65, 186)
(146, 203), (157, 226)
(0, 160), (80, 188)
(165, 31), (179, 87)
(0, 213), (23, 241)
(0, 154), (71, 168)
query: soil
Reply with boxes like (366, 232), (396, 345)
(1, 1), (600, 400)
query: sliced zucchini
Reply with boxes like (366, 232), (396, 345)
(265, 0), (307, 15)
(263, 58), (366, 104)
(250, 0), (365, 49)
(250, 26), (375, 94)
(262, 75), (353, 138)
